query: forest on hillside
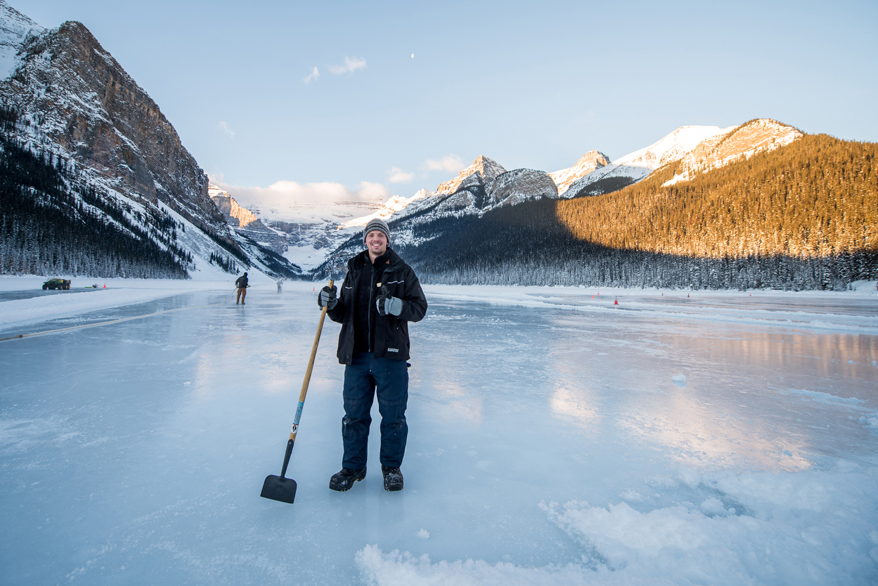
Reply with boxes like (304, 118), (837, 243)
(397, 135), (877, 290)
(0, 106), (192, 278)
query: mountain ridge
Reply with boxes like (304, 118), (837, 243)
(0, 2), (301, 279)
(379, 133), (877, 290)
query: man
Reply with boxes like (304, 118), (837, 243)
(318, 218), (428, 492)
(235, 272), (248, 305)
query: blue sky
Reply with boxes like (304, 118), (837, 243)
(10, 0), (878, 205)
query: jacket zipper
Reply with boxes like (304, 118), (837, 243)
(367, 262), (374, 353)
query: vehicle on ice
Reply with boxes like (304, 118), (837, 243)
(42, 278), (71, 290)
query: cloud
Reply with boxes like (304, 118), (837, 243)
(388, 167), (415, 183)
(212, 179), (391, 209)
(303, 66), (320, 85)
(217, 121), (235, 138)
(424, 154), (465, 173)
(329, 56), (367, 75)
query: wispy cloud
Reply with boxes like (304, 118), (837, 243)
(388, 167), (415, 184)
(425, 154), (465, 174)
(218, 121), (235, 138)
(329, 56), (367, 75)
(303, 66), (320, 85)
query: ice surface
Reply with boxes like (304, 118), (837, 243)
(1, 279), (877, 585)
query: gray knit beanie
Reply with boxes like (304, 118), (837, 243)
(363, 218), (391, 244)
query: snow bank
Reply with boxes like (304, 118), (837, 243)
(359, 463), (878, 585)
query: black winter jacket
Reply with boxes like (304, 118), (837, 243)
(327, 248), (427, 364)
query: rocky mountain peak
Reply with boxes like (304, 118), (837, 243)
(549, 150), (611, 195)
(0, 14), (226, 237)
(663, 118), (803, 186)
(209, 184), (259, 228)
(436, 155), (507, 194)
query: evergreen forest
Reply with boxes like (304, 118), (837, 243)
(0, 107), (192, 279)
(397, 134), (877, 290)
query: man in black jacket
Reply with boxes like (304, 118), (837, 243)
(318, 218), (428, 492)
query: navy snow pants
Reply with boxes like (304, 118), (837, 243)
(342, 352), (408, 470)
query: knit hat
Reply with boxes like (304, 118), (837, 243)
(363, 218), (391, 244)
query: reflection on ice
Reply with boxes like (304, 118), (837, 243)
(549, 383), (600, 429)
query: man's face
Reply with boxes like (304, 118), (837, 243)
(366, 229), (388, 258)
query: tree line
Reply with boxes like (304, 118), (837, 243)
(0, 106), (191, 278)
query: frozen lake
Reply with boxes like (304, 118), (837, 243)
(1, 279), (877, 585)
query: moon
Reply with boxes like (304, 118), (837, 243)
(411, 53), (414, 58)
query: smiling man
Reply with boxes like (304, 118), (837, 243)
(318, 218), (428, 492)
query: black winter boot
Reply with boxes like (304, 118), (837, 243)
(382, 466), (404, 491)
(329, 468), (366, 491)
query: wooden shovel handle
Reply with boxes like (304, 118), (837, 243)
(289, 279), (333, 440)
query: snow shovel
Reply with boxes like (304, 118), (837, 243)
(261, 279), (334, 504)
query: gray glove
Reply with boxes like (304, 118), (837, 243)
(376, 285), (402, 316)
(318, 285), (337, 309)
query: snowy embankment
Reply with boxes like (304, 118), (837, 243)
(0, 274), (281, 331)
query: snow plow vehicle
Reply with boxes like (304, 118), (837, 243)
(43, 278), (71, 290)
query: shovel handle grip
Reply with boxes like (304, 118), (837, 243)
(288, 279), (333, 441)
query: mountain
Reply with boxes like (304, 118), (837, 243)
(560, 125), (733, 198)
(663, 119), (803, 186)
(0, 1), (301, 279)
(548, 150), (610, 196)
(389, 133), (876, 290)
(215, 182), (429, 271)
(209, 184), (287, 253)
(207, 118), (806, 274)
(313, 127), (875, 291)
(435, 155), (507, 194)
(0, 0), (38, 79)
(4, 0), (856, 290)
(1, 13), (221, 234)
(313, 121), (800, 276)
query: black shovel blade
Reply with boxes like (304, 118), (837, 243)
(261, 475), (297, 504)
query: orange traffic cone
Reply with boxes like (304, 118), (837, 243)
(614, 298), (618, 305)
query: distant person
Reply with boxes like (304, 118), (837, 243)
(277, 279), (283, 294)
(235, 272), (249, 305)
(317, 218), (428, 492)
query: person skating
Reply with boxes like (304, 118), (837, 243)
(318, 218), (428, 492)
(235, 272), (249, 305)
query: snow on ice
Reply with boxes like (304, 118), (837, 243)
(1, 276), (877, 585)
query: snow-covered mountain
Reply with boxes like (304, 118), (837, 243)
(312, 119), (809, 278)
(208, 184), (289, 255)
(0, 0), (810, 281)
(0, 1), (301, 280)
(0, 0), (39, 78)
(548, 150), (610, 196)
(559, 125), (733, 198)
(435, 155), (507, 194)
(663, 119), (803, 186)
(211, 182), (431, 271)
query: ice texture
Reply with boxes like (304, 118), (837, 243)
(1, 279), (877, 585)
